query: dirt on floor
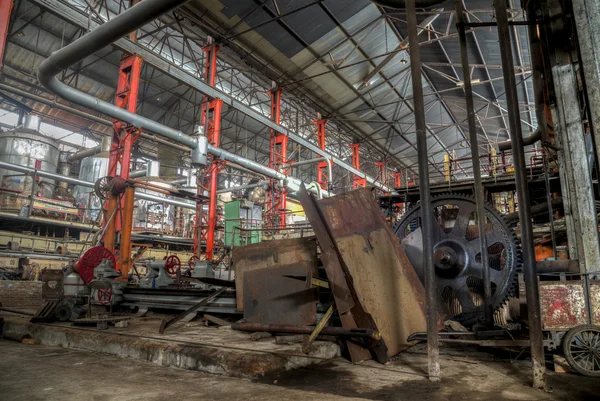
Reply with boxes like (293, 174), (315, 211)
(1, 338), (599, 401)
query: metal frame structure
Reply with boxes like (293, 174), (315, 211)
(0, 0), (538, 191)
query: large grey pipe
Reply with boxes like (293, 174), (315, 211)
(38, 0), (198, 149)
(36, 0), (389, 192)
(0, 160), (196, 210)
(36, 0), (289, 183)
(497, 128), (542, 152)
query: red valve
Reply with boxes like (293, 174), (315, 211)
(188, 256), (200, 270)
(164, 255), (181, 276)
(73, 246), (116, 284)
(96, 287), (113, 305)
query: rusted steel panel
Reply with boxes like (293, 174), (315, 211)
(317, 188), (436, 357)
(232, 237), (317, 312)
(297, 185), (378, 363)
(540, 281), (588, 330)
(590, 281), (600, 325)
(243, 262), (317, 326)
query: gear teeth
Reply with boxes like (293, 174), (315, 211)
(393, 192), (521, 327)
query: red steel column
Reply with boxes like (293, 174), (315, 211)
(102, 54), (143, 277)
(350, 143), (366, 189)
(314, 119), (329, 190)
(0, 0), (13, 68)
(196, 40), (223, 260)
(268, 87), (287, 227)
(392, 172), (402, 188)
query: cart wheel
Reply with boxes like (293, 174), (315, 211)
(562, 324), (600, 377)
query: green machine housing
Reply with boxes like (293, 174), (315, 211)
(224, 199), (262, 248)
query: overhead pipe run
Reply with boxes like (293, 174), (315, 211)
(280, 157), (333, 188)
(67, 137), (112, 162)
(0, 160), (196, 210)
(497, 128), (542, 152)
(36, 0), (393, 194)
(216, 180), (270, 195)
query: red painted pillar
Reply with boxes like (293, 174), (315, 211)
(314, 119), (329, 190)
(268, 87), (287, 227)
(0, 0), (13, 68)
(350, 143), (366, 189)
(102, 54), (143, 277)
(392, 172), (402, 189)
(195, 40), (223, 260)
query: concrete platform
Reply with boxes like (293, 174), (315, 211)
(0, 312), (340, 378)
(2, 336), (600, 400)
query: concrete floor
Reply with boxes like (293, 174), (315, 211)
(1, 340), (599, 400)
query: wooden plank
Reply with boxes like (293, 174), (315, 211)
(232, 237), (317, 312)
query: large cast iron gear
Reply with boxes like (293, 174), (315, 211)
(393, 193), (521, 326)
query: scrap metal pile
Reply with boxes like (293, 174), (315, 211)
(232, 185), (440, 362)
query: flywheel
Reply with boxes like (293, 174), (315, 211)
(393, 193), (521, 326)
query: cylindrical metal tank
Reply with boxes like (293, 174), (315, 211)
(73, 157), (109, 222)
(64, 271), (85, 296)
(133, 181), (175, 233)
(0, 127), (60, 211)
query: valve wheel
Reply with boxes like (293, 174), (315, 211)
(94, 176), (114, 201)
(97, 287), (113, 305)
(188, 256), (200, 270)
(73, 246), (116, 284)
(165, 255), (181, 276)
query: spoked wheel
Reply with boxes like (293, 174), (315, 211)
(94, 176), (114, 201)
(563, 324), (600, 377)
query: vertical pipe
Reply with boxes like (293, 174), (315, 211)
(406, 0), (439, 381)
(494, 0), (546, 389)
(454, 0), (493, 327)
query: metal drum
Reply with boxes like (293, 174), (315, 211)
(73, 157), (109, 222)
(0, 125), (60, 211)
(133, 181), (175, 233)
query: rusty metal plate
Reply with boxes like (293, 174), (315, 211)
(590, 281), (600, 325)
(540, 281), (588, 330)
(232, 237), (317, 312)
(41, 269), (64, 300)
(317, 188), (434, 358)
(243, 261), (317, 326)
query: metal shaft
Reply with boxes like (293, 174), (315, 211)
(493, 0), (546, 389)
(454, 0), (492, 327)
(406, 0), (440, 381)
